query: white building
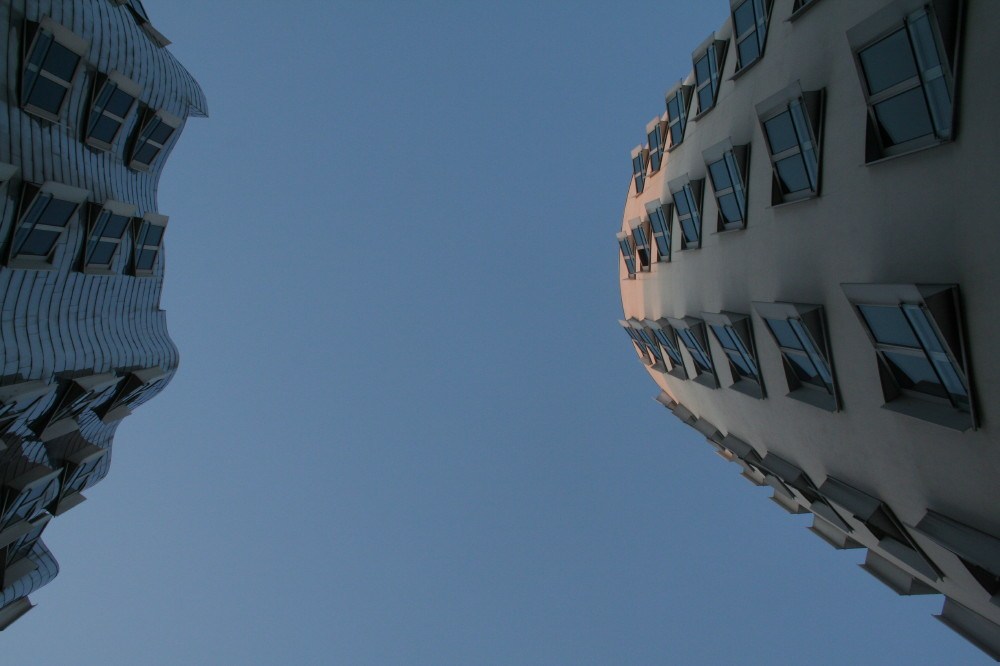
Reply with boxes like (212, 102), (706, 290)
(617, 0), (1000, 658)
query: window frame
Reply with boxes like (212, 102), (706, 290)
(128, 108), (181, 172)
(627, 218), (652, 273)
(847, 0), (964, 163)
(132, 212), (168, 277)
(7, 181), (89, 270)
(645, 117), (667, 174)
(644, 199), (673, 263)
(703, 139), (750, 232)
(630, 145), (648, 196)
(20, 18), (89, 123)
(842, 282), (975, 431)
(664, 83), (693, 150)
(754, 301), (840, 411)
(729, 0), (773, 76)
(703, 311), (765, 399)
(84, 70), (142, 151)
(691, 35), (729, 118)
(81, 199), (136, 274)
(616, 232), (636, 279)
(646, 319), (689, 380)
(669, 176), (705, 250)
(756, 84), (824, 205)
(666, 316), (719, 389)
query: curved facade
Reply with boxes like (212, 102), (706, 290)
(617, 0), (1000, 658)
(0, 0), (205, 627)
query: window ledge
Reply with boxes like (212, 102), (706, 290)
(864, 138), (951, 167)
(787, 0), (823, 23)
(786, 387), (838, 412)
(881, 397), (974, 432)
(769, 193), (820, 211)
(692, 373), (719, 390)
(691, 106), (716, 123)
(730, 379), (765, 399)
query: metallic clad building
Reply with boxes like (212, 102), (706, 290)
(617, 0), (1000, 659)
(0, 0), (205, 627)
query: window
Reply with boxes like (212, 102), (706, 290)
(730, 0), (772, 74)
(628, 218), (652, 272)
(754, 301), (838, 411)
(616, 232), (636, 279)
(85, 71), (141, 151)
(757, 453), (852, 532)
(20, 18), (88, 122)
(914, 509), (1000, 601)
(703, 311), (764, 398)
(646, 118), (666, 173)
(620, 320), (657, 369)
(630, 146), (648, 195)
(129, 109), (180, 171)
(1, 513), (51, 589)
(664, 84), (693, 149)
(96, 366), (168, 423)
(32, 374), (121, 441)
(0, 380), (52, 432)
(848, 1), (961, 161)
(49, 444), (109, 516)
(645, 199), (672, 263)
(669, 177), (704, 250)
(791, 0), (822, 17)
(8, 182), (89, 270)
(842, 283), (974, 430)
(692, 36), (728, 116)
(666, 317), (718, 389)
(704, 141), (750, 232)
(81, 200), (135, 274)
(757, 85), (824, 204)
(132, 213), (168, 276)
(0, 466), (60, 533)
(646, 319), (688, 380)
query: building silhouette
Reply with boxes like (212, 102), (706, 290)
(0, 0), (205, 628)
(617, 0), (1000, 658)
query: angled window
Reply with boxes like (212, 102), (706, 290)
(666, 316), (718, 389)
(842, 283), (974, 431)
(848, 1), (962, 161)
(47, 444), (109, 516)
(915, 509), (1000, 601)
(620, 319), (653, 367)
(646, 319), (688, 380)
(757, 85), (824, 205)
(757, 453), (852, 531)
(0, 381), (52, 432)
(632, 321), (668, 373)
(628, 218), (652, 273)
(664, 83), (693, 149)
(793, 0), (819, 9)
(0, 466), (60, 533)
(730, 0), (773, 74)
(616, 232), (636, 279)
(645, 199), (672, 263)
(630, 145), (648, 196)
(82, 200), (135, 274)
(669, 176), (704, 250)
(754, 301), (838, 411)
(20, 18), (88, 122)
(646, 118), (667, 173)
(8, 182), (89, 270)
(1, 513), (51, 589)
(692, 35), (728, 116)
(96, 366), (168, 424)
(85, 71), (141, 151)
(704, 140), (750, 232)
(703, 311), (764, 398)
(132, 213), (167, 276)
(32, 374), (121, 441)
(129, 109), (180, 171)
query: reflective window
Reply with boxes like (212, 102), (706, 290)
(693, 41), (726, 114)
(665, 87), (691, 147)
(707, 148), (748, 231)
(709, 323), (760, 385)
(855, 7), (953, 156)
(652, 327), (685, 369)
(764, 316), (835, 395)
(732, 0), (770, 72)
(133, 215), (167, 276)
(21, 23), (84, 120)
(760, 93), (822, 203)
(83, 204), (132, 272)
(85, 76), (138, 150)
(129, 112), (178, 171)
(647, 203), (672, 262)
(647, 124), (665, 173)
(9, 185), (83, 265)
(668, 318), (718, 388)
(631, 151), (646, 195)
(671, 182), (702, 249)
(616, 233), (636, 278)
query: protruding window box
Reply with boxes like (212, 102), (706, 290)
(860, 550), (937, 595)
(33, 374), (120, 441)
(1, 513), (50, 589)
(7, 182), (89, 270)
(132, 213), (168, 276)
(616, 232), (636, 279)
(85, 71), (141, 151)
(0, 380), (53, 431)
(97, 367), (168, 424)
(664, 83), (693, 150)
(81, 200), (136, 274)
(703, 140), (750, 233)
(810, 515), (863, 550)
(691, 34), (728, 118)
(669, 176), (705, 251)
(0, 465), (60, 533)
(936, 598), (1000, 661)
(703, 311), (764, 398)
(20, 18), (89, 122)
(756, 84), (824, 205)
(628, 218), (652, 273)
(645, 117), (667, 174)
(914, 509), (1000, 604)
(666, 316), (718, 388)
(630, 145), (648, 196)
(48, 444), (109, 516)
(758, 452), (852, 532)
(129, 109), (181, 172)
(645, 319), (689, 380)
(729, 0), (774, 77)
(0, 597), (34, 631)
(644, 200), (673, 263)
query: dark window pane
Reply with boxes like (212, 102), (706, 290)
(734, 0), (756, 35)
(105, 88), (134, 118)
(712, 325), (737, 351)
(695, 54), (710, 83)
(874, 87), (933, 146)
(766, 318), (802, 350)
(909, 12), (942, 71)
(726, 349), (754, 377)
(102, 214), (131, 239)
(859, 29), (917, 96)
(774, 155), (811, 193)
(738, 36), (760, 67)
(92, 83), (113, 111)
(136, 249), (157, 270)
(28, 33), (52, 67)
(764, 111), (797, 154)
(673, 190), (690, 215)
(86, 240), (117, 266)
(648, 151), (661, 172)
(680, 219), (698, 243)
(133, 142), (159, 165)
(858, 305), (918, 347)
(17, 229), (60, 257)
(698, 85), (714, 113)
(708, 159), (731, 191)
(26, 76), (67, 113)
(89, 115), (121, 143)
(142, 225), (164, 247)
(785, 350), (826, 388)
(632, 155), (644, 174)
(883, 350), (947, 398)
(41, 199), (77, 227)
(42, 41), (79, 81)
(666, 96), (680, 120)
(924, 76), (951, 137)
(901, 306), (944, 354)
(148, 121), (174, 145)
(718, 193), (744, 223)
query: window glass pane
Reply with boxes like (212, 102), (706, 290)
(87, 240), (117, 266)
(648, 151), (661, 172)
(858, 305), (919, 347)
(711, 325), (736, 351)
(142, 224), (164, 247)
(734, 0), (756, 35)
(774, 155), (811, 193)
(695, 54), (710, 83)
(632, 155), (644, 174)
(41, 199), (77, 227)
(672, 190), (690, 215)
(901, 306), (944, 354)
(737, 36), (760, 67)
(726, 349), (755, 378)
(680, 217), (699, 243)
(789, 319), (833, 384)
(17, 229), (60, 256)
(42, 41), (79, 81)
(764, 111), (797, 154)
(874, 88), (933, 145)
(883, 350), (947, 398)
(732, 333), (759, 377)
(148, 121), (174, 145)
(932, 359), (969, 406)
(666, 96), (680, 120)
(136, 248), (157, 270)
(26, 76), (67, 113)
(924, 76), (951, 137)
(102, 214), (130, 239)
(105, 88), (134, 118)
(90, 115), (120, 143)
(28, 32), (52, 67)
(785, 350), (824, 387)
(697, 85), (714, 113)
(718, 193), (744, 223)
(859, 29), (917, 95)
(908, 12), (942, 71)
(766, 318), (802, 350)
(708, 159), (731, 190)
(133, 142), (159, 165)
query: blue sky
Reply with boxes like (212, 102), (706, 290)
(6, 1), (987, 663)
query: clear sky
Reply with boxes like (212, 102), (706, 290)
(5, 1), (988, 664)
